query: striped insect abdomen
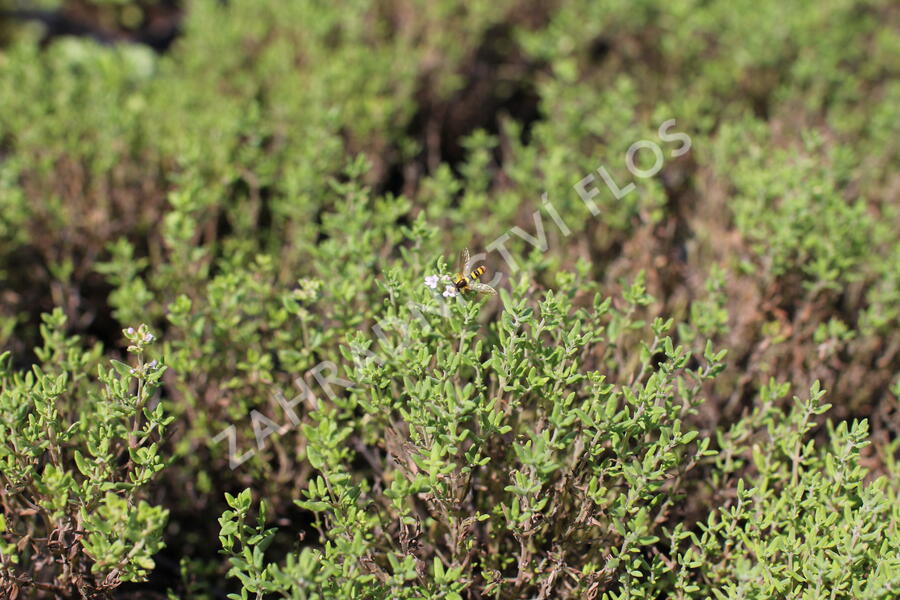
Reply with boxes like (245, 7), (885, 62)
(469, 266), (486, 281)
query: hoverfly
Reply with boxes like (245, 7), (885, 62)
(451, 247), (496, 297)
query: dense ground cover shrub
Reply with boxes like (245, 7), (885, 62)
(0, 0), (898, 598)
(0, 313), (170, 597)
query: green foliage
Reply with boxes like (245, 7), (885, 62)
(0, 312), (171, 596)
(214, 274), (730, 599)
(696, 382), (900, 598)
(0, 0), (898, 598)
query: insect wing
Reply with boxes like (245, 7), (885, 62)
(469, 282), (497, 296)
(457, 247), (472, 276)
(456, 248), (470, 277)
